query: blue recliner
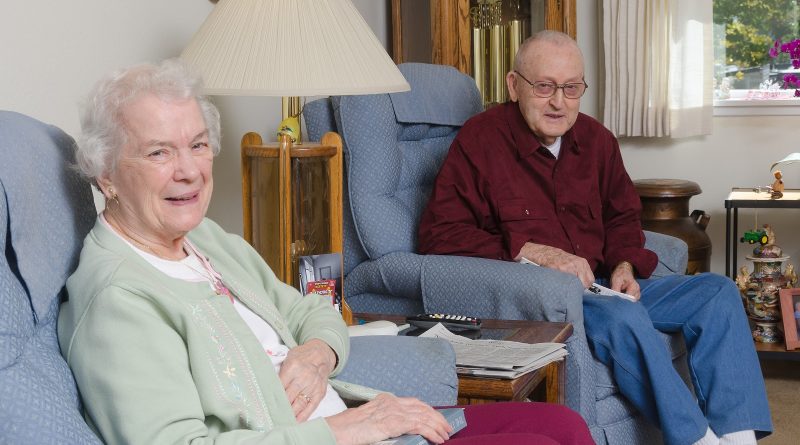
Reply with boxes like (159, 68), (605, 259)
(305, 63), (692, 444)
(0, 111), (457, 444)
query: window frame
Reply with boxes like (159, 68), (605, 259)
(713, 92), (800, 116)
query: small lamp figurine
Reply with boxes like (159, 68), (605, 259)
(771, 170), (784, 199)
(768, 152), (800, 199)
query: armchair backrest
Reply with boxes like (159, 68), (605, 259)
(305, 63), (483, 274)
(0, 111), (99, 443)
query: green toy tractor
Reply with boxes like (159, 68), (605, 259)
(740, 229), (769, 245)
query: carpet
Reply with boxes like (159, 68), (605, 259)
(759, 360), (800, 444)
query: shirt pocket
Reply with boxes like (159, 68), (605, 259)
(497, 199), (554, 243)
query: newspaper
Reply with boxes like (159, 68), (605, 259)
(419, 323), (568, 379)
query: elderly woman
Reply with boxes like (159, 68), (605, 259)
(57, 59), (593, 445)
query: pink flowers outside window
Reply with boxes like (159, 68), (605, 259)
(770, 39), (800, 97)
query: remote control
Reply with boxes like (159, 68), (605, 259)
(406, 313), (482, 331)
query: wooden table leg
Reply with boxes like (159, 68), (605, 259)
(545, 360), (565, 404)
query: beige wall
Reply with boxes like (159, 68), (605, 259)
(0, 0), (388, 239)
(2, 0), (795, 275)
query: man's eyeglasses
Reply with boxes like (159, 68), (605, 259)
(513, 71), (588, 99)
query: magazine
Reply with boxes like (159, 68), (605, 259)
(298, 253), (343, 313)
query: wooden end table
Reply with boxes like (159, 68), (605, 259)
(353, 314), (573, 405)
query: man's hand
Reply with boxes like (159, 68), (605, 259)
(610, 261), (640, 301)
(279, 339), (337, 422)
(516, 242), (595, 288)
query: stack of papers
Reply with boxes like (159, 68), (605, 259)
(420, 323), (568, 379)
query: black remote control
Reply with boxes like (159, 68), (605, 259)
(406, 313), (482, 331)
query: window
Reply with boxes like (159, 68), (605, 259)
(713, 0), (800, 115)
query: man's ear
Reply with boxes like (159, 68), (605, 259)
(506, 72), (519, 102)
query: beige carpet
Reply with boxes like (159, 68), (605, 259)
(759, 360), (800, 444)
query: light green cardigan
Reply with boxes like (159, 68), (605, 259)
(59, 218), (377, 445)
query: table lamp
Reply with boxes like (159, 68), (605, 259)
(181, 0), (410, 318)
(182, 0), (409, 141)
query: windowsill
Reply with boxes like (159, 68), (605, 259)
(714, 90), (800, 116)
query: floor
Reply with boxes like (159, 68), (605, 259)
(758, 360), (800, 444)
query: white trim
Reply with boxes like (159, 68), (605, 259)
(714, 89), (800, 116)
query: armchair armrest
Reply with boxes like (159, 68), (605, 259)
(644, 230), (688, 277)
(420, 254), (586, 326)
(335, 336), (458, 406)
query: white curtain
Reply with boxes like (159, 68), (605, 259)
(601, 0), (713, 138)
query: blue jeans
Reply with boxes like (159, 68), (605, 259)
(584, 273), (772, 445)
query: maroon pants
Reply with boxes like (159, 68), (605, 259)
(446, 402), (593, 445)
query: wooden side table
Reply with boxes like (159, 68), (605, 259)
(241, 132), (343, 285)
(353, 314), (573, 405)
(241, 132), (353, 325)
(455, 319), (572, 405)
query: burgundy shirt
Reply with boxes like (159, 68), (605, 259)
(417, 102), (658, 278)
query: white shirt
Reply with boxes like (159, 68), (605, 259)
(543, 136), (563, 158)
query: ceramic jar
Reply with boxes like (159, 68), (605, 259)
(736, 228), (792, 343)
(634, 179), (711, 274)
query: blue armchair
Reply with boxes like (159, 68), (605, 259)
(304, 63), (692, 444)
(0, 111), (456, 444)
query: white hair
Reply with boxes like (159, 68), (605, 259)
(75, 58), (221, 183)
(513, 30), (583, 72)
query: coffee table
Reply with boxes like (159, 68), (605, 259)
(353, 313), (573, 405)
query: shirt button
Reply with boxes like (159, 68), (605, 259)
(576, 244), (581, 250)
(524, 209), (530, 215)
(560, 206), (566, 212)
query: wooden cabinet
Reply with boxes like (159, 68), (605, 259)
(241, 131), (354, 325)
(241, 132), (343, 286)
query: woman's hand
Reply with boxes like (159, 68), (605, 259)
(325, 393), (453, 445)
(279, 338), (337, 422)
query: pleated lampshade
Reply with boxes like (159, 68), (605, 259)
(180, 0), (409, 96)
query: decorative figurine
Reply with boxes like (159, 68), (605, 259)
(763, 224), (777, 246)
(736, 265), (750, 292)
(719, 77), (732, 100)
(276, 114), (300, 143)
(785, 263), (798, 288)
(771, 170), (784, 199)
(738, 225), (791, 343)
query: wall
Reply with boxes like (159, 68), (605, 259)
(2, 0), (794, 275)
(0, 0), (213, 210)
(577, 0), (800, 275)
(0, 0), (213, 138)
(0, 0), (388, 239)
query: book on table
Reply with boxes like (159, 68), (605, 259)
(420, 323), (568, 379)
(372, 408), (466, 445)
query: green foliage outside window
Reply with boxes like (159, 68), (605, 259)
(714, 0), (799, 89)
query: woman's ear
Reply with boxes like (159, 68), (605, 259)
(96, 175), (113, 199)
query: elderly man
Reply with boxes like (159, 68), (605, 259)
(418, 31), (771, 445)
